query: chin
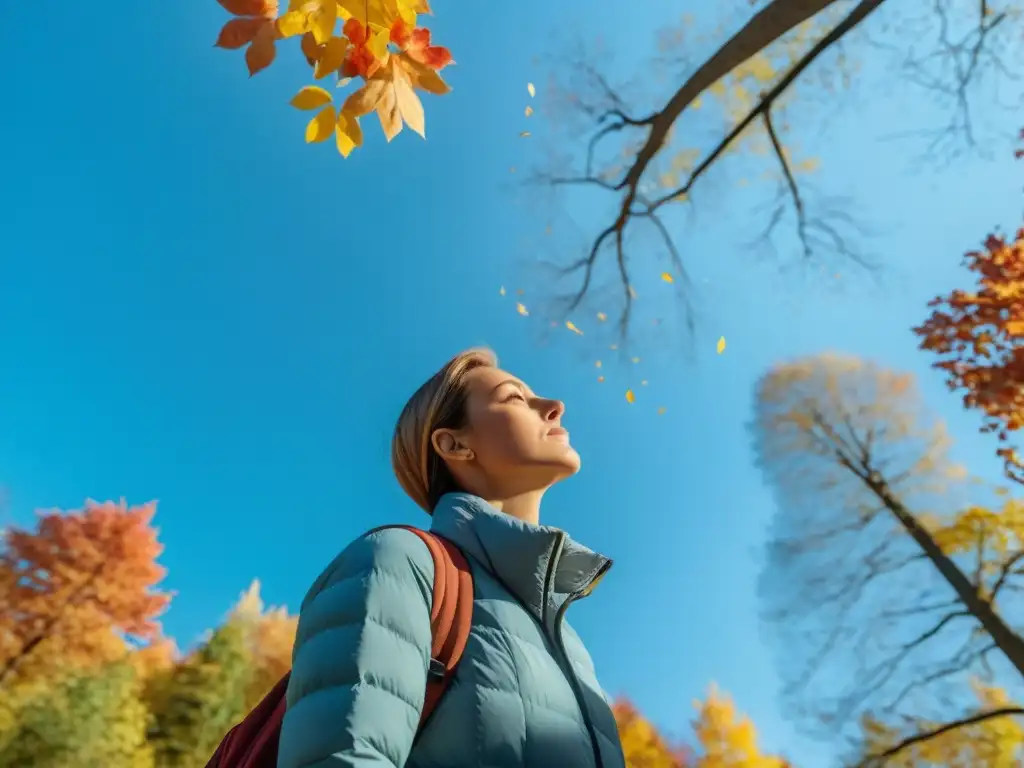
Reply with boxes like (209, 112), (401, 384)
(552, 447), (582, 478)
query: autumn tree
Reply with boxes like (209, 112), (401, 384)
(527, 0), (1022, 339)
(147, 580), (297, 767)
(0, 500), (171, 688)
(752, 353), (1024, 759)
(914, 133), (1024, 483)
(855, 681), (1024, 766)
(690, 685), (788, 767)
(613, 697), (691, 767)
(0, 660), (155, 768)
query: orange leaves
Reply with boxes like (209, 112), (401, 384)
(914, 227), (1024, 481)
(214, 0), (278, 75)
(214, 0), (452, 157)
(389, 19), (453, 70)
(0, 500), (171, 684)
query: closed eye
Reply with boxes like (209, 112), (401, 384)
(504, 392), (526, 402)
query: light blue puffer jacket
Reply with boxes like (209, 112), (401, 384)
(278, 492), (625, 768)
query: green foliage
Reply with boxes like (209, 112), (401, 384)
(0, 661), (154, 768)
(149, 620), (253, 768)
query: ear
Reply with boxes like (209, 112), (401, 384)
(431, 429), (475, 462)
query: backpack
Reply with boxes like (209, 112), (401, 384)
(205, 525), (474, 768)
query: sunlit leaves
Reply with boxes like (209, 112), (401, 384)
(691, 684), (786, 767)
(214, 0), (453, 157)
(291, 85), (333, 109)
(915, 227), (1024, 483)
(717, 336), (726, 354)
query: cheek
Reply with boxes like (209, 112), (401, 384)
(472, 410), (537, 461)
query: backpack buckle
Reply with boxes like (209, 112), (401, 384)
(428, 657), (446, 679)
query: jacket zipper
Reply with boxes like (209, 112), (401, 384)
(544, 532), (609, 768)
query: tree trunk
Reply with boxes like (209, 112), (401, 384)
(867, 473), (1024, 677)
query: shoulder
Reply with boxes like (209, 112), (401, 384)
(300, 526), (436, 611)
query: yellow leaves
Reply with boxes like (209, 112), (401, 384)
(527, 82), (536, 97)
(309, 0), (337, 43)
(335, 110), (363, 157)
(314, 36), (348, 78)
(566, 321), (583, 335)
(691, 684), (786, 767)
(343, 77), (388, 116)
(516, 303), (529, 316)
(216, 0), (453, 159)
(306, 105), (336, 143)
(393, 62), (426, 138)
(397, 53), (452, 95)
(717, 336), (726, 354)
(597, 312), (607, 322)
(524, 106), (533, 117)
(657, 407), (667, 415)
(625, 389), (636, 403)
(661, 272), (674, 284)
(520, 131), (531, 138)
(290, 85), (333, 109)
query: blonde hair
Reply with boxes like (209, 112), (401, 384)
(392, 348), (497, 513)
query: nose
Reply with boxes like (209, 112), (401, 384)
(540, 398), (564, 423)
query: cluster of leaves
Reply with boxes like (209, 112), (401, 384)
(214, 0), (453, 157)
(915, 228), (1024, 482)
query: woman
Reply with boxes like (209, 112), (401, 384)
(277, 348), (626, 768)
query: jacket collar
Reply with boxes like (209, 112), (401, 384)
(430, 492), (612, 627)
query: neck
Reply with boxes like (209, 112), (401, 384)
(488, 490), (545, 526)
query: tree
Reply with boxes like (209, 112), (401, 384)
(613, 697), (691, 766)
(0, 661), (155, 768)
(530, 0), (1021, 339)
(0, 500), (171, 687)
(914, 134), (1024, 483)
(230, 579), (298, 709)
(752, 353), (1024, 758)
(148, 618), (252, 768)
(690, 685), (788, 767)
(855, 681), (1024, 766)
(212, 0), (453, 158)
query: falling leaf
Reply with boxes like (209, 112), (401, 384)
(566, 321), (583, 336)
(628, 285), (638, 299)
(527, 82), (536, 97)
(516, 303), (529, 316)
(520, 131), (531, 138)
(595, 360), (602, 369)
(625, 389), (636, 403)
(631, 357), (641, 364)
(306, 105), (337, 143)
(641, 380), (648, 386)
(516, 289), (524, 295)
(610, 344), (618, 350)
(597, 312), (607, 322)
(524, 106), (533, 117)
(717, 336), (726, 354)
(660, 272), (674, 284)
(657, 406), (667, 415)
(597, 376), (605, 383)
(499, 286), (506, 296)
(291, 85), (333, 110)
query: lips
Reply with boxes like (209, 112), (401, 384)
(547, 427), (569, 439)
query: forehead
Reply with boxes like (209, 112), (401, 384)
(464, 366), (526, 394)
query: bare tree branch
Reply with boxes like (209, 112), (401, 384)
(853, 706), (1024, 767)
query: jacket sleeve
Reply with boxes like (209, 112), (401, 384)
(278, 528), (435, 768)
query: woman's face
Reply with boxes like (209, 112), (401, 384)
(437, 365), (581, 496)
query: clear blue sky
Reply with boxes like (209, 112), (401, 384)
(1, 0), (1020, 764)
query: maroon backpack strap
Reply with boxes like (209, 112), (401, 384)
(205, 525), (473, 768)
